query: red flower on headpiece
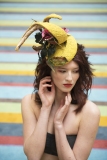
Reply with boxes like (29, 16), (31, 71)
(62, 27), (69, 33)
(42, 29), (52, 40)
(41, 29), (57, 45)
(42, 28), (69, 40)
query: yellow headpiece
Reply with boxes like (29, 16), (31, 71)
(15, 14), (77, 67)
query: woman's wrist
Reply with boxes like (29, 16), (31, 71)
(54, 121), (63, 130)
(41, 105), (52, 113)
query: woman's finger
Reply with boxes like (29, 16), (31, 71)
(40, 78), (51, 85)
(65, 95), (69, 106)
(42, 84), (52, 88)
(40, 76), (51, 81)
(68, 93), (72, 103)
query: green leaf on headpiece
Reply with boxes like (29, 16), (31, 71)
(49, 57), (68, 66)
(46, 59), (55, 71)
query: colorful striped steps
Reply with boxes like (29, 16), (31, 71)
(0, 103), (106, 126)
(0, 0), (107, 159)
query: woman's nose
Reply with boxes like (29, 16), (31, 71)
(66, 72), (72, 81)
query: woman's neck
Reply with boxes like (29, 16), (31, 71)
(53, 88), (67, 109)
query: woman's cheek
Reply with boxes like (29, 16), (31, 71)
(73, 74), (79, 86)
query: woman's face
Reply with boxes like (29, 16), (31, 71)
(51, 60), (79, 92)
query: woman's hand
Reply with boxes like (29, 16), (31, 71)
(54, 93), (72, 126)
(38, 76), (55, 108)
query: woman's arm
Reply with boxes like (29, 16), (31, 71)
(73, 101), (100, 160)
(54, 93), (76, 160)
(54, 96), (100, 160)
(21, 94), (51, 160)
(55, 125), (76, 160)
(22, 76), (55, 160)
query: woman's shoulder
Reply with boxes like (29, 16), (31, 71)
(82, 100), (100, 118)
(21, 94), (38, 110)
(21, 93), (41, 118)
(21, 94), (34, 105)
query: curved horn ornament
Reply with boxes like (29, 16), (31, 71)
(15, 24), (41, 51)
(15, 14), (63, 51)
(43, 13), (62, 22)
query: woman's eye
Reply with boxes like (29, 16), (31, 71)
(73, 70), (79, 73)
(58, 70), (66, 73)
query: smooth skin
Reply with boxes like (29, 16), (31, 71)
(21, 61), (100, 160)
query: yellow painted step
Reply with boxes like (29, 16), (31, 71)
(0, 38), (107, 48)
(0, 63), (107, 77)
(0, 21), (107, 28)
(0, 113), (106, 126)
(0, 8), (107, 13)
(0, 102), (107, 116)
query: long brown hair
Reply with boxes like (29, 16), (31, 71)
(33, 44), (94, 113)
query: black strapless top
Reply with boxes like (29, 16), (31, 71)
(44, 133), (77, 156)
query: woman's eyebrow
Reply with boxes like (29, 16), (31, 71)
(73, 67), (79, 69)
(57, 67), (66, 69)
(57, 67), (79, 69)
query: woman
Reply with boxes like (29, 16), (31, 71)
(16, 14), (100, 160)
